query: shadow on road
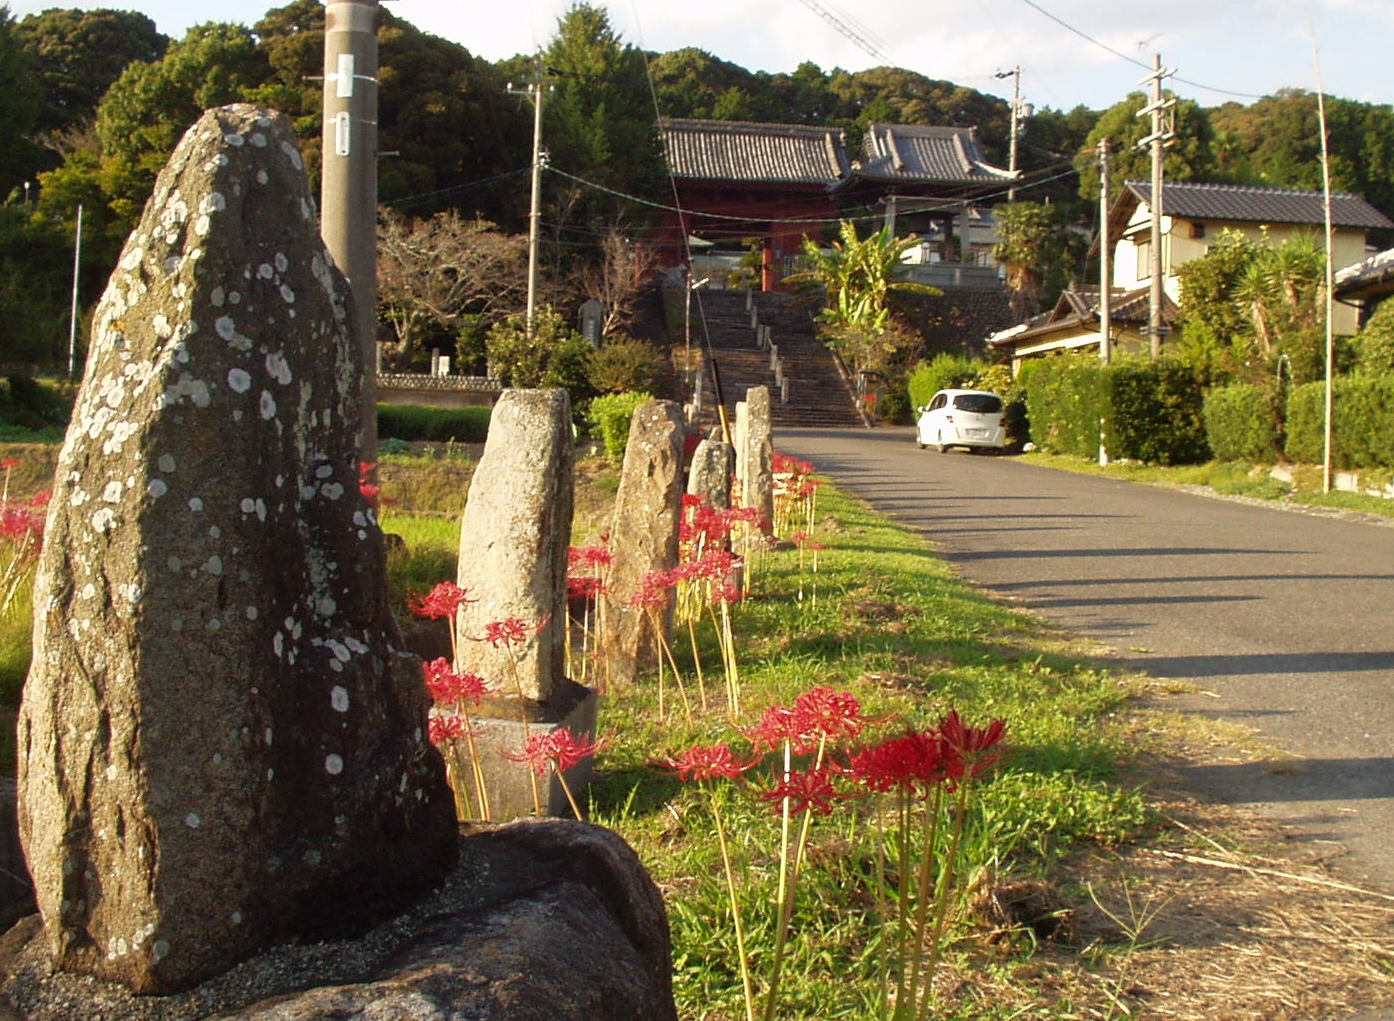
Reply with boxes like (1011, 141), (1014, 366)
(1118, 650), (1394, 677)
(1177, 757), (1394, 802)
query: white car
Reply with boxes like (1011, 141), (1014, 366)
(915, 389), (1007, 453)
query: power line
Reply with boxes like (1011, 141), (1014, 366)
(1016, 0), (1266, 101)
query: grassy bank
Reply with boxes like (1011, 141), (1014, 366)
(1019, 452), (1394, 520)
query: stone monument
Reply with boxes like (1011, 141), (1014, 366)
(16, 105), (457, 994)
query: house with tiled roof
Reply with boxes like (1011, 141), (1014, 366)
(1335, 247), (1394, 325)
(990, 180), (1394, 368)
(655, 118), (1015, 289)
(986, 285), (1178, 373)
(1107, 180), (1393, 335)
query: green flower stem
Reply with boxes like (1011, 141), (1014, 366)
(709, 785), (756, 1021)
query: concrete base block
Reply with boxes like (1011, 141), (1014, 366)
(459, 678), (598, 821)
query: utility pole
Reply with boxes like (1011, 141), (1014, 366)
(1097, 139), (1111, 365)
(509, 71), (548, 340)
(320, 0), (380, 462)
(1136, 54), (1175, 360)
(1315, 61), (1335, 494)
(67, 204), (83, 379)
(995, 67), (1026, 201)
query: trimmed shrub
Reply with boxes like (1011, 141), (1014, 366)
(1204, 383), (1282, 462)
(585, 391), (653, 464)
(1019, 355), (1109, 458)
(906, 353), (979, 410)
(1019, 355), (1209, 465)
(377, 403), (491, 443)
(1286, 376), (1394, 469)
(1108, 360), (1210, 465)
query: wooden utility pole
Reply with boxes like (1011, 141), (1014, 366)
(320, 0), (380, 461)
(1136, 54), (1175, 360)
(1098, 139), (1111, 365)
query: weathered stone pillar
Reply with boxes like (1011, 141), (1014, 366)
(17, 105), (457, 995)
(453, 388), (597, 820)
(733, 400), (749, 503)
(744, 385), (775, 531)
(687, 437), (733, 510)
(600, 399), (685, 687)
(455, 389), (571, 704)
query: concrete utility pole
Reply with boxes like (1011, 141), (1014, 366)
(1097, 139), (1111, 365)
(320, 0), (380, 461)
(509, 72), (547, 340)
(67, 204), (82, 379)
(995, 67), (1026, 201)
(1136, 54), (1175, 360)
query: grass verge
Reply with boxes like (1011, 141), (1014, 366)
(1018, 452), (1394, 520)
(392, 475), (1158, 1019)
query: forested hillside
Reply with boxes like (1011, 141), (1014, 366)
(0, 0), (1390, 370)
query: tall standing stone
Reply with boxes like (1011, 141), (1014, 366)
(600, 400), (685, 687)
(17, 105), (457, 995)
(744, 385), (774, 531)
(687, 437), (733, 510)
(455, 389), (572, 703)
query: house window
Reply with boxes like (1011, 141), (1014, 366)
(1135, 239), (1151, 281)
(1189, 221), (1206, 240)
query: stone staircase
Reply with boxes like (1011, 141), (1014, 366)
(689, 289), (865, 429)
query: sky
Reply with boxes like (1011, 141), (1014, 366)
(9, 0), (1393, 114)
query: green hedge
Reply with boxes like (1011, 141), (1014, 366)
(1203, 383), (1282, 462)
(377, 403), (492, 443)
(1020, 356), (1209, 465)
(1019, 356), (1109, 458)
(585, 391), (653, 464)
(1285, 376), (1394, 469)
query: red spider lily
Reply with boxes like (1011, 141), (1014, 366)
(502, 727), (603, 776)
(662, 742), (760, 782)
(29, 491), (51, 508)
(792, 687), (866, 743)
(568, 544), (614, 570)
(421, 658), (488, 706)
(480, 616), (531, 647)
(408, 581), (473, 620)
(712, 582), (744, 606)
(681, 492), (702, 509)
(628, 568), (677, 609)
(681, 504), (735, 545)
(744, 703), (808, 753)
(725, 506), (763, 526)
(0, 507), (44, 544)
(759, 765), (839, 817)
(687, 549), (740, 582)
(427, 713), (470, 745)
(848, 730), (955, 796)
(567, 575), (607, 601)
(772, 452), (814, 477)
(358, 461), (380, 509)
(938, 710), (1007, 778)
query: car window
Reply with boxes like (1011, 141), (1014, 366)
(952, 393), (1002, 414)
(930, 394), (947, 410)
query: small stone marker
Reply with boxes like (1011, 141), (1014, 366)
(17, 105), (457, 995)
(455, 389), (573, 703)
(687, 437), (733, 510)
(600, 399), (685, 687)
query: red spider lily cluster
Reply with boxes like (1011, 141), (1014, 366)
(658, 689), (1008, 1020)
(502, 726), (603, 777)
(408, 581), (473, 621)
(0, 494), (47, 547)
(0, 459), (48, 614)
(422, 657), (488, 707)
(358, 461), (380, 509)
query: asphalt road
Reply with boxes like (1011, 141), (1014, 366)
(774, 426), (1394, 892)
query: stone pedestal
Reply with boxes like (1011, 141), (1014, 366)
(459, 679), (599, 821)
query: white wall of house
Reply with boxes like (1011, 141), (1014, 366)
(1111, 204), (1366, 334)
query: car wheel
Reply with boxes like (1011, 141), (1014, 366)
(936, 433), (949, 454)
(917, 440), (926, 449)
